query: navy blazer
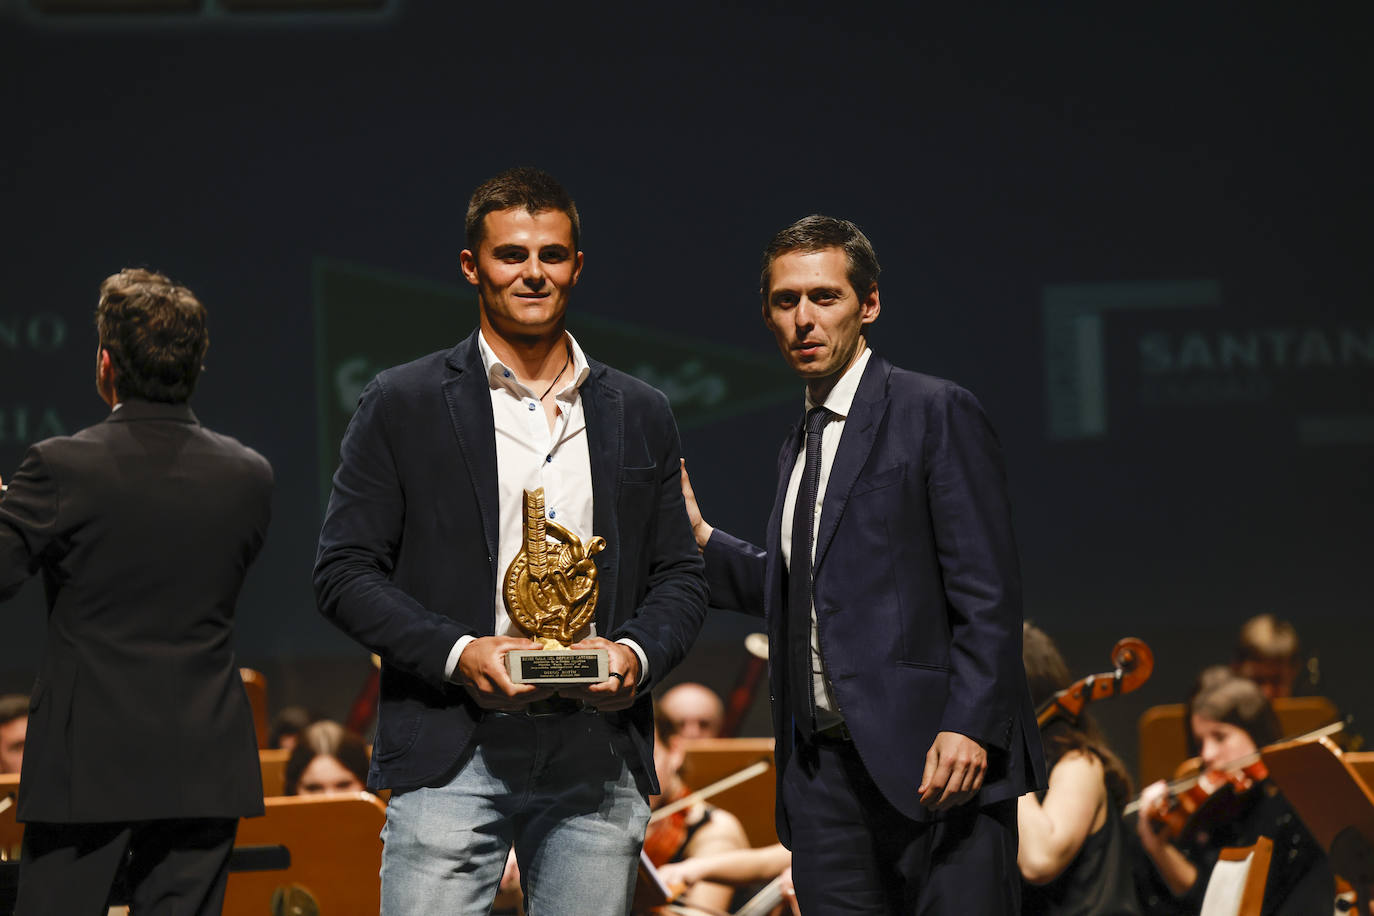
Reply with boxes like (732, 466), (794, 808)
(0, 400), (271, 823)
(704, 354), (1046, 839)
(314, 329), (708, 794)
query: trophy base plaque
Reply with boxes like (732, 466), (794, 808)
(508, 648), (609, 685)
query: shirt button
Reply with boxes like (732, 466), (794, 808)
(546, 455), (553, 463)
(527, 402), (536, 411)
(504, 370), (511, 378)
(549, 509), (557, 519)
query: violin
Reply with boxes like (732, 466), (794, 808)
(643, 784), (691, 867)
(1036, 637), (1154, 729)
(1125, 720), (1345, 842)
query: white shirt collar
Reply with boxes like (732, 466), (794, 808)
(478, 329), (591, 402)
(805, 344), (872, 419)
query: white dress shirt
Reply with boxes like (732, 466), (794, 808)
(780, 345), (872, 729)
(444, 330), (647, 681)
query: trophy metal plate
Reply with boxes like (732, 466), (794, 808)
(504, 488), (609, 685)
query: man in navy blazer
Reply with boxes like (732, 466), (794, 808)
(682, 215), (1045, 913)
(314, 168), (707, 915)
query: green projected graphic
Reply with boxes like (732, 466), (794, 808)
(313, 258), (794, 505)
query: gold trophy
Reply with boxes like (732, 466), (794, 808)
(504, 488), (610, 684)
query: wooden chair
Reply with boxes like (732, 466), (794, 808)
(1198, 836), (1273, 916)
(678, 737), (777, 848)
(0, 774), (20, 863)
(238, 668), (269, 750)
(222, 792), (387, 916)
(1346, 751), (1374, 789)
(1138, 696), (1339, 785)
(258, 748), (290, 797)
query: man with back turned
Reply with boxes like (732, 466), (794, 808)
(681, 215), (1046, 914)
(0, 269), (272, 914)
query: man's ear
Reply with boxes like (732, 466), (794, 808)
(96, 348), (119, 405)
(860, 285), (881, 326)
(459, 249), (479, 286)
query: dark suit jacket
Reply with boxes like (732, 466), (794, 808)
(0, 399), (271, 823)
(704, 354), (1046, 840)
(313, 330), (708, 794)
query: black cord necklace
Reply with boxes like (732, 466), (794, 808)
(538, 344), (573, 401)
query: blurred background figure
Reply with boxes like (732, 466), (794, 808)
(1232, 614), (1303, 701)
(268, 705), (315, 753)
(657, 682), (725, 745)
(283, 720), (369, 796)
(0, 694), (26, 775)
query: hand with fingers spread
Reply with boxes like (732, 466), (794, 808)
(561, 637), (642, 711)
(456, 635), (555, 711)
(918, 730), (988, 811)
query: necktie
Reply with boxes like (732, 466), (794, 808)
(788, 405), (829, 740)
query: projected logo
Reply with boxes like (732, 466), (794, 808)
(314, 258), (794, 505)
(1043, 281), (1374, 444)
(0, 312), (73, 450)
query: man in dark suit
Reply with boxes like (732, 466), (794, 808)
(0, 269), (272, 915)
(314, 168), (707, 915)
(681, 215), (1045, 914)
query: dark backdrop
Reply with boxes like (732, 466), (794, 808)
(3, 2), (1371, 777)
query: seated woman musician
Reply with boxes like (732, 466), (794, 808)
(1017, 623), (1143, 916)
(283, 720), (369, 796)
(643, 707), (750, 912)
(1134, 672), (1334, 915)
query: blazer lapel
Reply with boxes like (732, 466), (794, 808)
(581, 364), (622, 633)
(441, 331), (500, 562)
(769, 415), (804, 551)
(812, 356), (891, 572)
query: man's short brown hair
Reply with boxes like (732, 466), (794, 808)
(464, 167), (581, 252)
(96, 268), (209, 403)
(759, 214), (881, 300)
(0, 694), (28, 728)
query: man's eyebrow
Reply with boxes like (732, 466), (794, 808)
(538, 243), (571, 254)
(490, 243), (528, 257)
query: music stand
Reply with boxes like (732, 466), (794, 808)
(678, 738), (778, 848)
(1261, 735), (1374, 915)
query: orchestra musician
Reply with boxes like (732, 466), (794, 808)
(1017, 623), (1142, 915)
(656, 844), (794, 913)
(282, 720), (369, 796)
(658, 682), (726, 743)
(1134, 672), (1334, 915)
(1231, 614), (1303, 701)
(644, 710), (750, 912)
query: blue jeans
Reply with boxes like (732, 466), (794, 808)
(380, 707), (649, 916)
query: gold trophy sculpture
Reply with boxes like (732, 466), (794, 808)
(504, 488), (610, 684)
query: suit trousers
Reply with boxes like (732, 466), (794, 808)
(15, 817), (237, 916)
(783, 734), (1019, 915)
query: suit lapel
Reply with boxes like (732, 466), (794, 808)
(812, 356), (890, 572)
(581, 365), (622, 633)
(769, 415), (804, 552)
(441, 331), (500, 562)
